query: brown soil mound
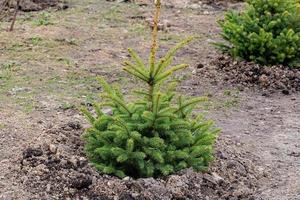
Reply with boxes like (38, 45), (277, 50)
(196, 55), (300, 94)
(17, 121), (265, 199)
(1, 0), (68, 12)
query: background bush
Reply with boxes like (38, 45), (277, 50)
(81, 1), (219, 178)
(216, 0), (300, 67)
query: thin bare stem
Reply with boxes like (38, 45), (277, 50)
(149, 0), (161, 77)
(9, 0), (20, 31)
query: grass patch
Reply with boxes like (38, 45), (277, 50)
(33, 12), (53, 26)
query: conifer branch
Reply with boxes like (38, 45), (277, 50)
(154, 37), (194, 76)
(133, 90), (151, 98)
(97, 77), (114, 95)
(93, 103), (104, 117)
(175, 97), (207, 114)
(152, 93), (161, 116)
(80, 107), (95, 124)
(128, 48), (146, 69)
(112, 117), (130, 136)
(123, 61), (149, 81)
(101, 94), (132, 115)
(123, 67), (149, 82)
(154, 64), (188, 84)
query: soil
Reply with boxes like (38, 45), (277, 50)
(198, 55), (300, 94)
(0, 0), (299, 200)
(17, 122), (264, 200)
(1, 0), (68, 12)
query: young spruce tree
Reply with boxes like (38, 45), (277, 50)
(81, 0), (219, 178)
(216, 0), (300, 67)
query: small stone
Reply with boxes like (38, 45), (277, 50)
(227, 160), (247, 176)
(211, 172), (224, 184)
(119, 192), (135, 200)
(67, 121), (82, 130)
(46, 184), (51, 192)
(78, 157), (88, 166)
(23, 147), (43, 159)
(146, 18), (170, 31)
(107, 181), (114, 187)
(216, 151), (227, 159)
(203, 10), (210, 15)
(102, 108), (113, 115)
(282, 89), (290, 95)
(21, 159), (30, 166)
(70, 174), (92, 190)
(131, 193), (139, 198)
(189, 4), (201, 9)
(57, 3), (69, 10)
(196, 63), (204, 69)
(123, 176), (131, 181)
(163, 19), (171, 28)
(167, 175), (188, 187)
(33, 164), (49, 176)
(49, 144), (57, 154)
(259, 74), (269, 87)
(69, 156), (78, 168)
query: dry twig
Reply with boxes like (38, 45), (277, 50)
(9, 0), (20, 31)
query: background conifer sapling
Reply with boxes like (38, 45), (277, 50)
(81, 0), (220, 178)
(216, 0), (300, 67)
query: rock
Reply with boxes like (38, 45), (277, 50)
(146, 18), (171, 31)
(189, 3), (201, 9)
(227, 160), (247, 176)
(259, 74), (269, 87)
(203, 173), (218, 185)
(78, 157), (88, 167)
(119, 192), (135, 200)
(211, 172), (224, 184)
(21, 159), (30, 166)
(33, 164), (49, 176)
(216, 150), (227, 159)
(69, 156), (78, 168)
(102, 108), (113, 115)
(49, 144), (57, 154)
(70, 174), (92, 190)
(139, 177), (157, 187)
(46, 183), (51, 192)
(203, 10), (211, 15)
(56, 2), (69, 10)
(288, 152), (300, 157)
(282, 89), (290, 95)
(197, 63), (205, 69)
(23, 147), (43, 159)
(123, 176), (131, 181)
(166, 175), (188, 196)
(67, 121), (82, 130)
(167, 175), (188, 188)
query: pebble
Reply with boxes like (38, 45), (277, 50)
(211, 172), (224, 184)
(49, 144), (57, 154)
(46, 184), (51, 192)
(69, 156), (78, 168)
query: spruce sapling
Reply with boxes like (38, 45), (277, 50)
(81, 0), (219, 178)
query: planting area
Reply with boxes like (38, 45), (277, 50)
(0, 0), (299, 199)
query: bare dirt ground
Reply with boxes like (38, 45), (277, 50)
(0, 0), (299, 199)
